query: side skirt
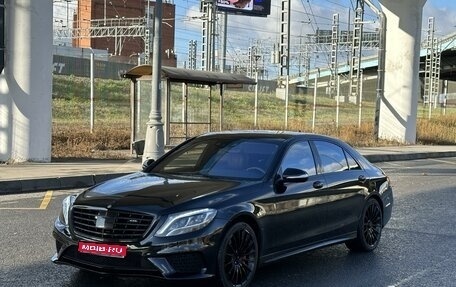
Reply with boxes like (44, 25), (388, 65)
(259, 232), (357, 265)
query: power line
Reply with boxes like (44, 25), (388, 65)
(306, 0), (321, 31)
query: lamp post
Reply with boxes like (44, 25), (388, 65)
(142, 0), (165, 162)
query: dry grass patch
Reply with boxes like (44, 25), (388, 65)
(52, 124), (131, 159)
(417, 115), (456, 145)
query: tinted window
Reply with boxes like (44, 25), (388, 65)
(161, 143), (208, 173)
(314, 141), (348, 173)
(280, 141), (316, 176)
(345, 151), (361, 170)
(206, 140), (279, 179)
(153, 138), (281, 180)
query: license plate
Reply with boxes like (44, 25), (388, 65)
(78, 242), (127, 258)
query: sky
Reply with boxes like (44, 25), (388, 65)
(53, 0), (456, 75)
(171, 0), (456, 75)
(423, 0), (456, 37)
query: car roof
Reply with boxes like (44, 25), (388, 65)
(197, 130), (338, 141)
(195, 130), (297, 140)
(186, 131), (374, 171)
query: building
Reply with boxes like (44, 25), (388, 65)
(73, 0), (176, 67)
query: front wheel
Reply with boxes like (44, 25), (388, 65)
(217, 222), (258, 287)
(346, 198), (383, 252)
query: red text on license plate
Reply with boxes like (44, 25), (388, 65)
(78, 242), (127, 258)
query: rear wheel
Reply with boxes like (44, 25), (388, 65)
(217, 222), (258, 287)
(346, 198), (383, 252)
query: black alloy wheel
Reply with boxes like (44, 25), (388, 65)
(346, 198), (383, 252)
(217, 222), (258, 287)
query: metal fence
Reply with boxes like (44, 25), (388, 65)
(52, 46), (456, 149)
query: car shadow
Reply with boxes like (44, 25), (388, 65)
(67, 270), (217, 287)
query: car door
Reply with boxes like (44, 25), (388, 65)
(311, 140), (367, 239)
(258, 140), (329, 256)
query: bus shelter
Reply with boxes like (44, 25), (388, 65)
(123, 65), (256, 153)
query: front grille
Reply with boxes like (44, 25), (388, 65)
(166, 253), (205, 274)
(71, 206), (154, 243)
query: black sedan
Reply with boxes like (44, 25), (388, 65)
(52, 131), (393, 287)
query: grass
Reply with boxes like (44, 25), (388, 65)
(52, 75), (456, 159)
(417, 115), (456, 145)
(52, 75), (131, 159)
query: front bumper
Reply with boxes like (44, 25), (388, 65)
(51, 219), (224, 280)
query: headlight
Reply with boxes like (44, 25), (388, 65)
(379, 179), (390, 195)
(155, 208), (217, 237)
(58, 194), (77, 226)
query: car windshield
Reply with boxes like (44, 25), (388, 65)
(151, 137), (282, 180)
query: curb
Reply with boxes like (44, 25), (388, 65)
(0, 173), (130, 195)
(364, 151), (456, 163)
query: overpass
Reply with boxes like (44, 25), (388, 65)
(291, 31), (456, 84)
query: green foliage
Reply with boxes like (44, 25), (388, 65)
(52, 75), (130, 124)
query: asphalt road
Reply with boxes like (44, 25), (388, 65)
(0, 158), (455, 287)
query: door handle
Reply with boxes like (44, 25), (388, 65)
(313, 181), (324, 189)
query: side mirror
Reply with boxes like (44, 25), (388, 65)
(142, 158), (155, 172)
(282, 168), (309, 183)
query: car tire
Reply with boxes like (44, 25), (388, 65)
(346, 198), (383, 252)
(217, 222), (258, 287)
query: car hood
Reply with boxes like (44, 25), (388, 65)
(74, 172), (243, 212)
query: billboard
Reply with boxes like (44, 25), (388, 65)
(216, 0), (271, 17)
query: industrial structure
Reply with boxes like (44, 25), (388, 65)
(55, 0), (177, 67)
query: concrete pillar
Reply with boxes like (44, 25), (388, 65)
(0, 0), (53, 162)
(378, 0), (427, 144)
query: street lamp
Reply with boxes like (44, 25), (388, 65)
(142, 0), (165, 162)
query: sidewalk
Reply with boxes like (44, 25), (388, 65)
(1, 145), (456, 194)
(0, 159), (142, 194)
(359, 145), (456, 162)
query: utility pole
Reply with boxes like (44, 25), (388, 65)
(348, 0), (364, 104)
(424, 17), (441, 119)
(363, 0), (385, 141)
(278, 0), (291, 129)
(220, 12), (227, 73)
(330, 14), (339, 98)
(144, 0), (152, 64)
(201, 0), (216, 71)
(254, 52), (260, 127)
(66, 0), (70, 29)
(279, 0), (291, 84)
